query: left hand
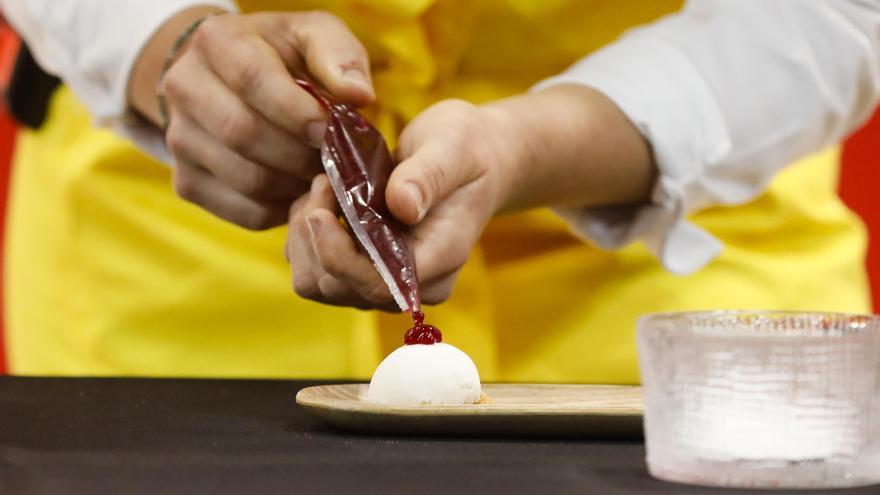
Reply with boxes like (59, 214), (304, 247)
(286, 99), (510, 310)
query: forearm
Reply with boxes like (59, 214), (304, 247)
(485, 84), (655, 214)
(128, 5), (229, 126)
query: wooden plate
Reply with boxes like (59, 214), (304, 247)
(296, 383), (644, 437)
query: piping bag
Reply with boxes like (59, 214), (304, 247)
(295, 78), (420, 314)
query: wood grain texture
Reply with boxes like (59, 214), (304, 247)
(296, 383), (644, 438)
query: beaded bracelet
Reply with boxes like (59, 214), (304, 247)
(156, 12), (224, 131)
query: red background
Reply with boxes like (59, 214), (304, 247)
(840, 114), (880, 309)
(0, 105), (14, 373)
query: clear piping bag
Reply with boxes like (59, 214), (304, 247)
(295, 78), (420, 313)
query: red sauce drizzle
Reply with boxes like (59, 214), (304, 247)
(404, 311), (442, 345)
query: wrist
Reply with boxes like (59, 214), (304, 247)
(476, 102), (533, 216)
(128, 5), (230, 126)
(481, 85), (656, 214)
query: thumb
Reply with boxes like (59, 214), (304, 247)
(387, 147), (465, 226)
(256, 12), (374, 105)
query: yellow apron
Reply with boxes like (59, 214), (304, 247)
(5, 0), (870, 382)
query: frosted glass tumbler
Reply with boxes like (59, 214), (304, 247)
(637, 311), (880, 489)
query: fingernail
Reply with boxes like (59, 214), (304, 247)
(306, 214), (321, 241)
(342, 68), (371, 92)
(306, 121), (327, 149)
(405, 182), (426, 222)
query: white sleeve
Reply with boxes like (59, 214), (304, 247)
(534, 0), (880, 274)
(0, 0), (238, 163)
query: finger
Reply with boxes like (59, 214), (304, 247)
(250, 11), (375, 105)
(386, 144), (479, 225)
(166, 114), (311, 200)
(407, 202), (481, 287)
(419, 271), (459, 306)
(305, 173), (340, 213)
(303, 176), (392, 304)
(288, 175), (337, 299)
(307, 208), (392, 303)
(191, 14), (328, 146)
(287, 185), (317, 231)
(163, 52), (322, 178)
(173, 160), (288, 230)
(288, 177), (393, 310)
(313, 273), (399, 312)
(288, 192), (321, 300)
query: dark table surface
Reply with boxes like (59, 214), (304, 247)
(0, 376), (877, 495)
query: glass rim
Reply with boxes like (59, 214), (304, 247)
(637, 310), (880, 337)
(639, 309), (878, 321)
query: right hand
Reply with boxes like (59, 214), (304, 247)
(158, 11), (373, 229)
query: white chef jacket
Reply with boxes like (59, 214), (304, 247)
(2, 0), (879, 274)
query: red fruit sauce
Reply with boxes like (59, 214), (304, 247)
(404, 311), (443, 345)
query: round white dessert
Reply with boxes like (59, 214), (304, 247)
(367, 343), (481, 406)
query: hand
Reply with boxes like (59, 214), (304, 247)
(286, 100), (507, 310)
(130, 10), (374, 229)
(286, 85), (655, 310)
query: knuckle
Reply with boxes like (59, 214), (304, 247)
(449, 244), (472, 271)
(291, 152), (323, 179)
(422, 288), (452, 306)
(438, 98), (476, 114)
(161, 66), (187, 101)
(347, 43), (369, 64)
(362, 283), (392, 306)
(196, 14), (246, 50)
(427, 248), (470, 284)
(192, 15), (223, 47)
(218, 112), (258, 153)
(229, 54), (264, 94)
(189, 24), (211, 51)
(237, 166), (276, 197)
(318, 252), (347, 279)
(292, 274), (320, 300)
(422, 158), (448, 201)
(316, 274), (349, 302)
(431, 99), (478, 127)
(289, 201), (310, 227)
(172, 168), (198, 202)
(305, 10), (343, 27)
(448, 102), (482, 138)
(241, 208), (280, 231)
(164, 123), (187, 156)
